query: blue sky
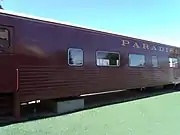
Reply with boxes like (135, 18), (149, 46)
(1, 0), (180, 46)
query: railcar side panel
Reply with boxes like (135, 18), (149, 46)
(0, 12), (180, 103)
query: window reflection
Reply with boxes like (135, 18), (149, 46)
(0, 28), (9, 48)
(68, 48), (83, 66)
(129, 54), (145, 67)
(169, 57), (178, 68)
(96, 51), (120, 66)
(152, 56), (158, 67)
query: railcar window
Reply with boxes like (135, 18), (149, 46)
(0, 28), (9, 48)
(68, 48), (83, 66)
(169, 57), (178, 68)
(129, 54), (145, 67)
(96, 51), (120, 66)
(152, 56), (158, 67)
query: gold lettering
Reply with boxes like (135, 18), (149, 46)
(169, 48), (174, 53)
(172, 48), (178, 54)
(120, 39), (174, 54)
(175, 49), (178, 54)
(133, 42), (140, 48)
(142, 43), (149, 50)
(159, 46), (164, 52)
(121, 40), (129, 46)
(151, 45), (157, 51)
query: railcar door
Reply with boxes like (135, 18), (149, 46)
(0, 25), (16, 93)
(169, 57), (179, 83)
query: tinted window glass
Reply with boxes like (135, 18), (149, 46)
(129, 54), (145, 67)
(152, 56), (158, 67)
(169, 57), (178, 68)
(68, 48), (83, 66)
(96, 51), (120, 66)
(0, 28), (9, 48)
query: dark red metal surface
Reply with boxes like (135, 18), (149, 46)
(0, 11), (179, 105)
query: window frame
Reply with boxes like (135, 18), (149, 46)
(128, 53), (146, 68)
(151, 55), (159, 68)
(178, 57), (180, 68)
(169, 57), (178, 68)
(96, 51), (120, 67)
(68, 48), (84, 67)
(0, 27), (10, 49)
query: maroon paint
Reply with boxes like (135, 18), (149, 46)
(0, 12), (180, 118)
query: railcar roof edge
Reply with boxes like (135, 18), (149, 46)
(0, 9), (178, 48)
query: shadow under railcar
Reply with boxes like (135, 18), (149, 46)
(0, 84), (178, 127)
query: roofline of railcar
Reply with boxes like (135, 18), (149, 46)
(0, 9), (178, 48)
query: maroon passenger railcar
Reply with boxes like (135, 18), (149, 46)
(0, 10), (180, 119)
